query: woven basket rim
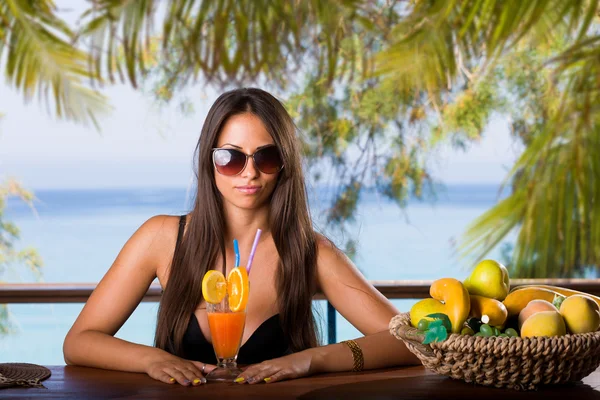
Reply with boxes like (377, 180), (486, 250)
(391, 312), (600, 357)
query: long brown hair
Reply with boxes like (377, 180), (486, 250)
(154, 88), (319, 355)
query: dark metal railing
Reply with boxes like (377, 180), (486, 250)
(2, 279), (599, 344)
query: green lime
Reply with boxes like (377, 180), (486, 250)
(492, 327), (501, 336)
(417, 319), (430, 331)
(504, 328), (518, 337)
(498, 333), (509, 338)
(479, 324), (493, 337)
(474, 332), (485, 337)
(461, 327), (475, 336)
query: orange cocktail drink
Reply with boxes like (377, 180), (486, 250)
(207, 310), (246, 359)
(202, 266), (250, 382)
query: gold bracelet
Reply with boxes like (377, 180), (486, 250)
(341, 339), (364, 372)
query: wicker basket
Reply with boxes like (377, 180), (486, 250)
(390, 312), (600, 390)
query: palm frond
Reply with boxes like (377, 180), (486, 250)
(0, 0), (109, 126)
(77, 0), (365, 88)
(376, 0), (595, 92)
(460, 47), (600, 276)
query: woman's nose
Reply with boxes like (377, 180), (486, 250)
(242, 156), (260, 178)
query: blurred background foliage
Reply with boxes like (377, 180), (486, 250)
(1, 0), (599, 297)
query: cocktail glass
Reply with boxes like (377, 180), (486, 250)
(204, 289), (247, 382)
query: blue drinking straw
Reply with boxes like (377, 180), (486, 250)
(233, 239), (240, 268)
(246, 229), (262, 274)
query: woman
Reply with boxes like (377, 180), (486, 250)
(63, 88), (419, 386)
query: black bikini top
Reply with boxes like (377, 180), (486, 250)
(170, 215), (291, 364)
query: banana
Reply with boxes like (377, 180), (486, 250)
(502, 287), (564, 317)
(511, 284), (600, 309)
(469, 295), (508, 326)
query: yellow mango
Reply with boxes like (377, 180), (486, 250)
(409, 278), (471, 333)
(520, 310), (566, 338)
(512, 284), (600, 309)
(518, 299), (557, 330)
(503, 287), (564, 317)
(559, 295), (600, 334)
(430, 278), (471, 334)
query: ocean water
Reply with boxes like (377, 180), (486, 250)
(1, 184), (509, 365)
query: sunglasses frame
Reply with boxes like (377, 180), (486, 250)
(211, 145), (284, 176)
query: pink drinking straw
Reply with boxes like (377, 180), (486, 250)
(245, 229), (262, 274)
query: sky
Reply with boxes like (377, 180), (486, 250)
(0, 81), (522, 190)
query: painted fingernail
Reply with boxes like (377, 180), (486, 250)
(234, 377), (245, 383)
(193, 378), (201, 385)
(183, 379), (191, 385)
(201, 377), (207, 384)
(264, 378), (272, 383)
(169, 377), (175, 383)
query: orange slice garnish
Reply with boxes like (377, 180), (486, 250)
(227, 267), (250, 312)
(202, 270), (227, 304)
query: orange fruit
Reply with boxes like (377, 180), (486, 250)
(202, 270), (226, 304)
(227, 267), (250, 312)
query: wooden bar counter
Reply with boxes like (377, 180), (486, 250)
(2, 364), (600, 399)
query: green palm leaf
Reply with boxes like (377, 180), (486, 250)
(0, 0), (109, 126)
(460, 44), (600, 276)
(77, 0), (364, 88)
(374, 0), (600, 277)
(376, 0), (594, 93)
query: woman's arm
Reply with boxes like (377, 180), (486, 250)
(62, 215), (207, 385)
(235, 238), (419, 384)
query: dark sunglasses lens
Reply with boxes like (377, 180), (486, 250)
(254, 146), (283, 174)
(213, 149), (246, 176)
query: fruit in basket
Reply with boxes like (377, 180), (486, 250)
(479, 324), (494, 337)
(520, 310), (566, 338)
(410, 278), (470, 334)
(559, 295), (600, 334)
(430, 278), (471, 333)
(466, 317), (483, 333)
(410, 298), (446, 328)
(417, 318), (431, 331)
(503, 287), (565, 317)
(518, 299), (558, 330)
(464, 259), (510, 301)
(510, 284), (600, 309)
(504, 328), (518, 337)
(461, 326), (475, 335)
(468, 295), (508, 327)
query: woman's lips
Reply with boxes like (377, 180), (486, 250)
(235, 185), (261, 194)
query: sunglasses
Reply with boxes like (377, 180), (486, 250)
(212, 145), (284, 176)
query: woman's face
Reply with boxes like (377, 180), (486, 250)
(213, 113), (281, 211)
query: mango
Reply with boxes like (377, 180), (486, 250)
(503, 287), (564, 317)
(559, 294), (600, 334)
(409, 278), (471, 333)
(520, 310), (566, 338)
(429, 278), (471, 334)
(511, 284), (600, 309)
(517, 300), (558, 330)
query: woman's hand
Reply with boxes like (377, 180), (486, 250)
(236, 349), (320, 384)
(145, 353), (216, 386)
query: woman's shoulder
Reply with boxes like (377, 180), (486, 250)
(133, 215), (186, 256)
(127, 214), (187, 277)
(314, 232), (347, 261)
(139, 214), (184, 236)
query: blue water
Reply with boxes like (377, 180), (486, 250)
(1, 184), (509, 364)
